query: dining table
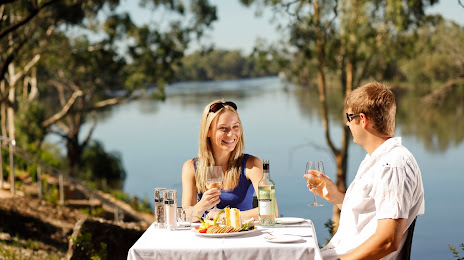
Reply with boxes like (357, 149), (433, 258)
(127, 218), (323, 260)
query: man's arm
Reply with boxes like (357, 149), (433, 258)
(341, 218), (407, 260)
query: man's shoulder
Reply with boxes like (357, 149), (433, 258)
(381, 145), (418, 168)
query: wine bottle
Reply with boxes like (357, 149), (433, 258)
(258, 159), (276, 226)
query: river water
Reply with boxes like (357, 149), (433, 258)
(73, 77), (463, 259)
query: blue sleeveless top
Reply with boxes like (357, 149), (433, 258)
(194, 154), (255, 211)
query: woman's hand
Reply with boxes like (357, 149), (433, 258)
(205, 211), (225, 222)
(306, 171), (345, 209)
(198, 188), (221, 212)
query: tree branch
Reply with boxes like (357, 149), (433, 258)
(81, 114), (97, 148)
(420, 78), (464, 105)
(48, 78), (70, 106)
(0, 0), (58, 40)
(55, 121), (70, 134)
(42, 90), (83, 128)
(0, 37), (27, 84)
(92, 96), (131, 109)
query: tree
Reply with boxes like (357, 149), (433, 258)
(241, 0), (438, 234)
(122, 0), (217, 96)
(38, 34), (128, 177)
(1, 0), (218, 179)
(81, 140), (126, 190)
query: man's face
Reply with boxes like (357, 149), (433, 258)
(346, 108), (362, 145)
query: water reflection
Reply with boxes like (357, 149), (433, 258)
(78, 77), (463, 259)
(396, 88), (464, 152)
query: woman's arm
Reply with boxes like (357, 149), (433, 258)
(241, 156), (268, 221)
(181, 159), (221, 220)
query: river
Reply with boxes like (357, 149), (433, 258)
(70, 76), (463, 259)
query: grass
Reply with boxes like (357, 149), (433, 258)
(0, 236), (64, 260)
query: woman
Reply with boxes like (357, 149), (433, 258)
(181, 100), (263, 221)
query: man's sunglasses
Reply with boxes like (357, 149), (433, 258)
(209, 101), (237, 113)
(346, 113), (361, 122)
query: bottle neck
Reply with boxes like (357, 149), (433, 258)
(261, 169), (273, 184)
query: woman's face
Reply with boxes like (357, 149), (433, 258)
(208, 110), (241, 153)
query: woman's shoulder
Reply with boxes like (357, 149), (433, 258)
(182, 158), (196, 173)
(244, 154), (262, 168)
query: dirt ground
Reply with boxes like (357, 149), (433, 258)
(0, 188), (146, 259)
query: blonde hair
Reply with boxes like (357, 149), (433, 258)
(196, 99), (245, 193)
(345, 82), (396, 137)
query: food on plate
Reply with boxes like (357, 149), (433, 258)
(194, 207), (255, 234)
(206, 225), (241, 233)
(225, 207), (241, 229)
(242, 217), (255, 231)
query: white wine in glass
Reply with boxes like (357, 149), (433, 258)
(206, 166), (223, 211)
(304, 161), (324, 207)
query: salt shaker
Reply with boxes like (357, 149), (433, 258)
(154, 188), (166, 228)
(164, 189), (177, 230)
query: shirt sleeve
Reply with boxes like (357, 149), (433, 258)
(373, 165), (415, 219)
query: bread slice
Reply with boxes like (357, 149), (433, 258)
(225, 208), (241, 229)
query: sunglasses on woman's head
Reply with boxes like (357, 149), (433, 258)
(209, 101), (238, 113)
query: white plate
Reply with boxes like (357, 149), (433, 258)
(264, 235), (303, 243)
(193, 228), (259, 238)
(275, 217), (306, 224)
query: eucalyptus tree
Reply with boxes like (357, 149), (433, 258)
(122, 0), (217, 96)
(38, 33), (127, 177)
(1, 0), (217, 177)
(397, 16), (464, 153)
(241, 0), (438, 233)
(0, 0), (121, 143)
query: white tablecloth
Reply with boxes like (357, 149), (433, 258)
(128, 220), (322, 260)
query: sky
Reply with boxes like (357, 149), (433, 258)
(120, 0), (464, 54)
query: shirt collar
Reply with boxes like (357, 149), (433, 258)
(368, 137), (402, 159)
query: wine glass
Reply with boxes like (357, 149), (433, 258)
(304, 161), (324, 207)
(206, 166), (223, 212)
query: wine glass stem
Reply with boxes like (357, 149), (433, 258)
(313, 192), (318, 204)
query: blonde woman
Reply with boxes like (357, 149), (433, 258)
(182, 100), (264, 221)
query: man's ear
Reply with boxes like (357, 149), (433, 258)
(360, 113), (369, 129)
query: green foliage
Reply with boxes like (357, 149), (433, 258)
(174, 49), (280, 82)
(0, 237), (62, 260)
(399, 17), (464, 93)
(111, 190), (152, 213)
(396, 83), (464, 153)
(449, 243), (464, 260)
(79, 206), (105, 218)
(81, 140), (126, 191)
(42, 176), (60, 205)
(0, 141), (64, 182)
(0, 244), (21, 260)
(322, 218), (335, 246)
(69, 231), (107, 260)
(15, 100), (47, 146)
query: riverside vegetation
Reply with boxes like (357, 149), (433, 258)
(1, 1), (463, 259)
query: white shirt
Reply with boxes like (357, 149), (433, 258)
(321, 137), (425, 260)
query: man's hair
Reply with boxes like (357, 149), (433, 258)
(345, 82), (396, 137)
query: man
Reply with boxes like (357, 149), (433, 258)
(309, 82), (425, 259)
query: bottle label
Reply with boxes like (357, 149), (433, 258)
(259, 199), (271, 215)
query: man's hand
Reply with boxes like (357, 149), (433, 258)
(306, 171), (345, 209)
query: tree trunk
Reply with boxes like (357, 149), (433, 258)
(312, 0), (351, 236)
(7, 83), (15, 141)
(66, 132), (82, 177)
(0, 81), (7, 139)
